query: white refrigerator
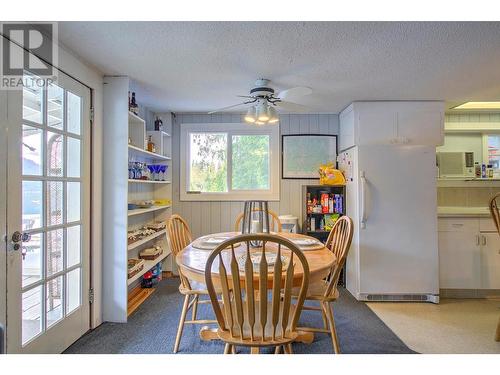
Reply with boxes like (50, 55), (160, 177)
(338, 144), (440, 303)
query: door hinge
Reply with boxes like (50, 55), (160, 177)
(88, 288), (94, 304)
(90, 106), (95, 123)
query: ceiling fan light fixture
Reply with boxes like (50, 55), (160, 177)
(268, 106), (279, 123)
(255, 120), (265, 125)
(256, 102), (270, 122)
(244, 107), (256, 123)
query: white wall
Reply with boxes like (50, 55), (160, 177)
(437, 133), (483, 163)
(172, 113), (339, 239)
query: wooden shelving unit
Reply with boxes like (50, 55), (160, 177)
(127, 287), (156, 317)
(128, 179), (171, 184)
(127, 205), (171, 217)
(103, 76), (173, 323)
(127, 251), (170, 286)
(302, 184), (346, 286)
(302, 184), (346, 241)
(128, 144), (171, 161)
(128, 229), (167, 251)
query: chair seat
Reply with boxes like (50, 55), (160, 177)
(179, 280), (210, 295)
(292, 280), (340, 301)
(179, 279), (224, 295)
(217, 301), (299, 347)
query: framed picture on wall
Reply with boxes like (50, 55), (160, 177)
(282, 134), (338, 179)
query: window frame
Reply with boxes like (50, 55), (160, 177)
(180, 122), (280, 201)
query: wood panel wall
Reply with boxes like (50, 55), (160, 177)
(171, 113), (339, 238)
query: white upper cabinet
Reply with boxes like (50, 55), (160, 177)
(339, 105), (355, 151)
(339, 101), (444, 149)
(358, 111), (397, 146)
(397, 109), (444, 146)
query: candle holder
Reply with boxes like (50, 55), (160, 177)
(241, 200), (270, 247)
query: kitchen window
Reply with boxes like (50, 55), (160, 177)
(485, 134), (500, 171)
(180, 123), (280, 201)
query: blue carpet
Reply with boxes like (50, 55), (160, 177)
(64, 278), (415, 354)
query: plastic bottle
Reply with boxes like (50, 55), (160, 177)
(475, 162), (481, 178)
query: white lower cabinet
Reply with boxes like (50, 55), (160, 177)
(438, 217), (500, 289)
(481, 232), (500, 289)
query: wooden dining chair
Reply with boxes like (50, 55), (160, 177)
(489, 193), (500, 342)
(167, 214), (217, 353)
(205, 233), (310, 354)
(292, 216), (353, 353)
(234, 209), (282, 232)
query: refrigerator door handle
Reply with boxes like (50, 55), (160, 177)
(360, 170), (368, 229)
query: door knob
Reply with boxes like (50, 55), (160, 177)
(11, 231), (31, 243)
(11, 231), (22, 243)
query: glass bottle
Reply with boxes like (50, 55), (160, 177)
(147, 136), (155, 153)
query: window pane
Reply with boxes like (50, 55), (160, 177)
(47, 181), (63, 226)
(67, 137), (81, 178)
(67, 91), (81, 135)
(47, 229), (63, 276)
(67, 182), (81, 223)
(66, 268), (81, 314)
(487, 135), (500, 171)
(23, 83), (43, 124)
(67, 225), (81, 268)
(232, 135), (270, 190)
(47, 83), (64, 130)
(22, 233), (42, 288)
(22, 180), (43, 230)
(22, 285), (42, 345)
(189, 133), (227, 192)
(22, 125), (43, 176)
(47, 132), (64, 177)
(46, 276), (63, 328)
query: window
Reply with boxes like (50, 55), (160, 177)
(485, 134), (500, 171)
(180, 123), (279, 201)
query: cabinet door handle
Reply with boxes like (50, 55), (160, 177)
(476, 235), (480, 246)
(482, 235), (487, 246)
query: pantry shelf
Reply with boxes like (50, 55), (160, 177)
(128, 179), (171, 184)
(127, 250), (171, 286)
(127, 205), (171, 217)
(128, 144), (171, 161)
(127, 229), (167, 251)
(127, 286), (155, 317)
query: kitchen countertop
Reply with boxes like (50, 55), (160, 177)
(438, 206), (490, 217)
(437, 178), (500, 188)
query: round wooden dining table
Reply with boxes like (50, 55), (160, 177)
(176, 231), (337, 344)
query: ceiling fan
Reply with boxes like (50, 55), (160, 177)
(208, 79), (312, 125)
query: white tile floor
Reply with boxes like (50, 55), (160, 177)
(367, 298), (500, 354)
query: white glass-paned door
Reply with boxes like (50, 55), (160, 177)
(5, 68), (91, 353)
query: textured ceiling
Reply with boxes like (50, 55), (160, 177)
(58, 22), (500, 113)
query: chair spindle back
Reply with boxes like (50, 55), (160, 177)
(489, 193), (500, 235)
(205, 233), (309, 343)
(324, 216), (354, 298)
(167, 214), (193, 288)
(234, 209), (282, 232)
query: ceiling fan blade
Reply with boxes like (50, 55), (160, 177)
(207, 102), (251, 114)
(275, 100), (311, 113)
(276, 86), (312, 101)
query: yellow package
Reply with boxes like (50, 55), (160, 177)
(318, 163), (346, 185)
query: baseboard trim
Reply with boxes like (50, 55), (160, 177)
(440, 288), (500, 299)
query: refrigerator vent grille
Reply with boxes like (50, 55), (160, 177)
(365, 294), (430, 302)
